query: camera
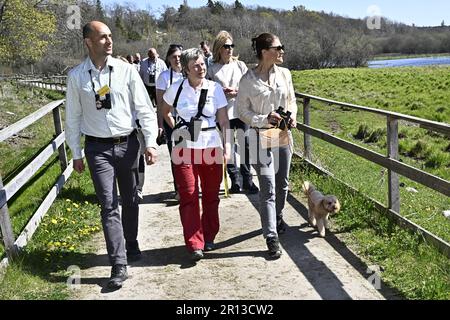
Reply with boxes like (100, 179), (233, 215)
(188, 117), (203, 142)
(95, 93), (112, 110)
(275, 106), (291, 130)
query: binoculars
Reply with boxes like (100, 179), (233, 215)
(95, 93), (112, 110)
(275, 106), (292, 130)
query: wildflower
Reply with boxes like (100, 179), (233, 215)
(66, 208), (72, 212)
(51, 219), (58, 225)
(65, 199), (71, 202)
(73, 203), (79, 208)
(84, 201), (89, 205)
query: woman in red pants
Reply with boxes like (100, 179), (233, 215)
(161, 48), (230, 261)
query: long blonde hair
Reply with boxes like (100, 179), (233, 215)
(212, 30), (238, 63)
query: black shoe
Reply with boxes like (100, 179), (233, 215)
(126, 241), (142, 262)
(229, 183), (241, 194)
(191, 249), (204, 261)
(266, 237), (282, 259)
(108, 264), (128, 289)
(243, 182), (259, 194)
(204, 242), (215, 251)
(277, 218), (287, 235)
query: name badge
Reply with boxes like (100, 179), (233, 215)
(97, 85), (110, 98)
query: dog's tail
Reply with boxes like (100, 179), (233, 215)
(302, 181), (316, 195)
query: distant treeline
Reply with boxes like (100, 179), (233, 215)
(10, 0), (450, 73)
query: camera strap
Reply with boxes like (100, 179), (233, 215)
(173, 81), (212, 131)
(88, 65), (112, 94)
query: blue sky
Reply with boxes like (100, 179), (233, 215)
(100, 0), (450, 27)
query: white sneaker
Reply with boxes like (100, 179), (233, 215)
(137, 190), (143, 201)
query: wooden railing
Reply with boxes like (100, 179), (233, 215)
(295, 92), (450, 258)
(18, 76), (67, 93)
(0, 99), (73, 262)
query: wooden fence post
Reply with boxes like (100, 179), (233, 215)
(303, 97), (312, 160)
(387, 116), (400, 213)
(0, 176), (17, 259)
(53, 105), (68, 171)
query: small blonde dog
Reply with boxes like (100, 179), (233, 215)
(302, 181), (341, 237)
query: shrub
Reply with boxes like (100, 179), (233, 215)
(425, 151), (449, 169)
(354, 123), (370, 140)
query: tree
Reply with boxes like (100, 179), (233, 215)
(234, 0), (244, 11)
(441, 20), (445, 27)
(0, 0), (56, 64)
(95, 0), (105, 21)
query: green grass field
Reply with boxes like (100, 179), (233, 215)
(290, 66), (450, 299)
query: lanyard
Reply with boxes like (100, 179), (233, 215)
(88, 65), (112, 94)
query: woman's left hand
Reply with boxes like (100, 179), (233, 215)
(289, 117), (297, 129)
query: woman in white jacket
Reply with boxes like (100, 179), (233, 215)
(236, 33), (297, 259)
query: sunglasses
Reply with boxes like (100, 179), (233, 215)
(268, 45), (285, 51)
(222, 44), (235, 50)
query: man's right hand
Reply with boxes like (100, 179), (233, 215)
(73, 159), (85, 173)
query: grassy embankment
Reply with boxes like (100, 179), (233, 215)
(0, 82), (100, 299)
(290, 66), (449, 299)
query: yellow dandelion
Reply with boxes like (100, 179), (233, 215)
(73, 203), (79, 208)
(66, 208), (72, 212)
(69, 246), (75, 251)
(65, 199), (71, 202)
(54, 241), (61, 247)
(51, 219), (58, 224)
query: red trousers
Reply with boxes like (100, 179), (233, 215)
(173, 148), (223, 252)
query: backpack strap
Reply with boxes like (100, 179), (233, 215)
(172, 79), (184, 109)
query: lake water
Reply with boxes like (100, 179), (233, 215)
(368, 56), (450, 68)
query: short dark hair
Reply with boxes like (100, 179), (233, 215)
(82, 23), (94, 39)
(200, 41), (209, 47)
(251, 33), (278, 60)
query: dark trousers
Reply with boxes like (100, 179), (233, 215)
(145, 85), (157, 108)
(84, 133), (140, 266)
(163, 120), (177, 191)
(227, 118), (253, 187)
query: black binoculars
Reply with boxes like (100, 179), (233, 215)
(275, 106), (291, 130)
(95, 93), (112, 110)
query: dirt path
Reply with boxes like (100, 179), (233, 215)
(74, 145), (385, 300)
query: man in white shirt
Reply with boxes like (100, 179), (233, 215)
(139, 48), (167, 108)
(65, 21), (158, 290)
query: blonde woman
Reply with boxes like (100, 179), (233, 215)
(208, 31), (258, 194)
(236, 33), (297, 259)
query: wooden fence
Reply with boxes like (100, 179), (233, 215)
(17, 76), (67, 93)
(296, 92), (450, 258)
(0, 99), (73, 266)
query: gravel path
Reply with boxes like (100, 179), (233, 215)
(74, 145), (385, 300)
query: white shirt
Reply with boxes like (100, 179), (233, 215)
(207, 60), (248, 120)
(237, 65), (297, 128)
(163, 79), (227, 149)
(65, 56), (158, 159)
(156, 68), (184, 90)
(139, 57), (167, 86)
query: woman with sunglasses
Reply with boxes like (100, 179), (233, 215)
(155, 45), (184, 200)
(236, 33), (297, 259)
(208, 30), (259, 195)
